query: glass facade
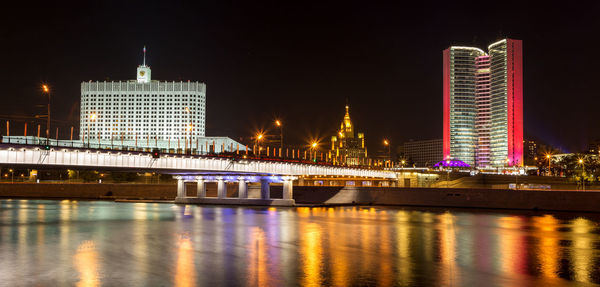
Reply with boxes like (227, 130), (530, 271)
(443, 39), (523, 167)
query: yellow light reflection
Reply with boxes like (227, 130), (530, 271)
(438, 212), (459, 286)
(377, 211), (392, 286)
(174, 234), (196, 287)
(133, 203), (149, 285)
(248, 227), (269, 286)
(396, 211), (412, 285)
(570, 217), (593, 283)
(496, 216), (527, 276)
(532, 215), (559, 279)
(301, 223), (322, 287)
(74, 240), (100, 287)
(327, 209), (348, 287)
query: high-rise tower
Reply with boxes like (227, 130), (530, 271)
(443, 39), (523, 167)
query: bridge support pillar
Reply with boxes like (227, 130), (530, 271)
(176, 177), (186, 198)
(196, 177), (206, 198)
(217, 177), (226, 199)
(282, 178), (293, 200)
(260, 178), (270, 200)
(238, 178), (248, 198)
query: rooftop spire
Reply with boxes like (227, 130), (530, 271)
(143, 45), (146, 66)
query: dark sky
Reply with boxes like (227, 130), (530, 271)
(1, 1), (598, 153)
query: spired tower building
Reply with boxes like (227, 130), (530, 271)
(443, 39), (523, 168)
(330, 105), (367, 166)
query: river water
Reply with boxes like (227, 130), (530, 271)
(1, 199), (599, 286)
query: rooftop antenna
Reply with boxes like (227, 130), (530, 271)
(143, 45), (146, 66)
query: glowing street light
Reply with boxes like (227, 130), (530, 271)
(383, 139), (391, 167)
(275, 119), (283, 154)
(545, 154), (552, 176)
(310, 141), (318, 162)
(578, 158), (586, 191)
(255, 133), (264, 158)
(42, 84), (51, 145)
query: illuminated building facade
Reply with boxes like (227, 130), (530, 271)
(443, 38), (523, 167)
(77, 48), (243, 153)
(330, 105), (367, 166)
(80, 48), (206, 143)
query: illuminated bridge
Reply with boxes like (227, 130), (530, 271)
(0, 144), (397, 206)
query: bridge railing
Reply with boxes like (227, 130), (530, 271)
(0, 136), (390, 172)
(0, 145), (397, 179)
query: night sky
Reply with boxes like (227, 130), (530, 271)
(1, 1), (598, 153)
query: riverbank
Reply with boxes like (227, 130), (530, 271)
(1, 183), (599, 212)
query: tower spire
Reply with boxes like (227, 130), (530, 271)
(143, 46), (146, 66)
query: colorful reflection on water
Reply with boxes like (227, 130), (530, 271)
(1, 199), (600, 286)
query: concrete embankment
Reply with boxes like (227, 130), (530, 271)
(288, 186), (600, 212)
(2, 183), (600, 213)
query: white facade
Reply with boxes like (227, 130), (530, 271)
(80, 65), (206, 142)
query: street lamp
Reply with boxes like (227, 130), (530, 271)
(545, 154), (552, 176)
(275, 119), (283, 156)
(383, 139), (390, 167)
(88, 113), (97, 147)
(255, 133), (264, 158)
(446, 159), (450, 188)
(579, 158), (585, 191)
(311, 141), (318, 162)
(42, 84), (51, 145)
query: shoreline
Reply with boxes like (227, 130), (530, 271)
(1, 183), (600, 213)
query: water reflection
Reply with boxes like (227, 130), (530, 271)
(248, 227), (268, 286)
(1, 200), (600, 286)
(74, 240), (100, 287)
(174, 233), (196, 287)
(301, 222), (323, 287)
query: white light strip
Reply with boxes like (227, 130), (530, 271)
(450, 46), (486, 54)
(488, 39), (507, 49)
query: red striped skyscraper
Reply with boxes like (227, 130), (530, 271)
(443, 39), (523, 167)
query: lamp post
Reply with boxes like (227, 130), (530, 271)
(255, 133), (263, 159)
(446, 159), (450, 188)
(88, 113), (97, 148)
(311, 141), (318, 162)
(383, 139), (390, 168)
(275, 119), (283, 157)
(579, 158), (585, 191)
(42, 84), (50, 145)
(546, 154), (551, 176)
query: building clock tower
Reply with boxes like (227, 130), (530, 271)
(136, 46), (151, 83)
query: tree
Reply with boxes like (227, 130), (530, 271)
(79, 170), (99, 182)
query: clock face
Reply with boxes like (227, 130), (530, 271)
(139, 71), (145, 77)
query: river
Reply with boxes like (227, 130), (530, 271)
(1, 199), (599, 286)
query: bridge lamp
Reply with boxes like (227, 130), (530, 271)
(275, 120), (283, 153)
(41, 84), (51, 145)
(383, 139), (391, 166)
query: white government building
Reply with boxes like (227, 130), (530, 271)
(75, 48), (244, 153)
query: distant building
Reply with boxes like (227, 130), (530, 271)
(403, 139), (443, 167)
(524, 139), (537, 159)
(587, 140), (600, 154)
(330, 105), (367, 166)
(443, 39), (523, 167)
